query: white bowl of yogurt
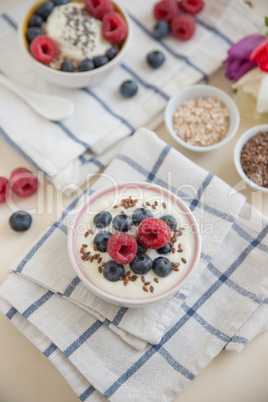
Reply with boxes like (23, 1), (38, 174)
(67, 182), (201, 307)
(19, 0), (131, 88)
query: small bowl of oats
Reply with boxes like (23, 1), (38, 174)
(165, 84), (240, 152)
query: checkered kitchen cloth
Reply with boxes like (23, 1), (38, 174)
(1, 128), (268, 401)
(0, 0), (262, 190)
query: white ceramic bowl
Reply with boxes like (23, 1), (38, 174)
(67, 182), (201, 307)
(19, 0), (131, 88)
(165, 84), (240, 152)
(234, 124), (268, 193)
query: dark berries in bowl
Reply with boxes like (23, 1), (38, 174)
(112, 213), (133, 232)
(93, 55), (109, 68)
(157, 243), (172, 254)
(36, 1), (55, 20)
(120, 80), (138, 98)
(9, 211), (32, 232)
(28, 14), (43, 28)
(103, 260), (125, 282)
(78, 59), (95, 72)
(160, 215), (177, 230)
(152, 256), (173, 277)
(61, 59), (74, 72)
(147, 51), (165, 68)
(94, 211), (112, 228)
(132, 208), (153, 226)
(130, 254), (153, 275)
(93, 231), (112, 252)
(26, 27), (42, 43)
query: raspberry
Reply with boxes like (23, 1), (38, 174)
(107, 233), (137, 265)
(170, 14), (196, 41)
(136, 218), (171, 250)
(10, 168), (39, 198)
(178, 0), (205, 15)
(0, 177), (8, 203)
(102, 12), (128, 43)
(30, 35), (58, 64)
(85, 0), (114, 20)
(153, 0), (178, 23)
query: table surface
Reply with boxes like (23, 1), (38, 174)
(1, 1), (268, 401)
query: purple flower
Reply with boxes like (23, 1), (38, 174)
(224, 34), (266, 81)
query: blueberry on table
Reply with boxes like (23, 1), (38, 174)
(120, 80), (138, 98)
(78, 59), (95, 72)
(28, 14), (43, 28)
(106, 47), (118, 60)
(103, 260), (125, 282)
(61, 60), (74, 72)
(147, 51), (165, 69)
(113, 214), (133, 232)
(152, 20), (169, 40)
(130, 254), (153, 275)
(132, 208), (153, 226)
(93, 211), (112, 229)
(26, 27), (42, 43)
(36, 1), (55, 20)
(157, 243), (172, 255)
(93, 231), (112, 252)
(136, 240), (147, 254)
(160, 215), (177, 231)
(9, 211), (32, 232)
(93, 56), (109, 68)
(152, 257), (173, 277)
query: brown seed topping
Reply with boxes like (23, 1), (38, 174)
(172, 247), (176, 254)
(154, 201), (158, 206)
(172, 262), (180, 268)
(181, 258), (187, 264)
(150, 286), (154, 293)
(144, 281), (151, 286)
(101, 262), (105, 267)
(145, 201), (150, 206)
(98, 266), (102, 273)
(113, 205), (118, 209)
(162, 202), (166, 209)
(152, 204), (156, 210)
(93, 244), (97, 251)
(173, 267), (179, 272)
(154, 278), (159, 283)
(84, 231), (89, 238)
(143, 286), (148, 292)
(97, 257), (102, 264)
(82, 244), (88, 248)
(141, 276), (146, 283)
(119, 195), (139, 209)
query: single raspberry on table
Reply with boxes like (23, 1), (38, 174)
(153, 0), (178, 23)
(136, 218), (171, 250)
(0, 177), (8, 203)
(102, 12), (128, 43)
(10, 167), (39, 198)
(30, 35), (58, 64)
(85, 0), (114, 20)
(178, 0), (205, 15)
(107, 232), (137, 265)
(170, 14), (196, 40)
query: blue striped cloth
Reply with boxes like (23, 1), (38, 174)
(0, 0), (262, 191)
(0, 128), (268, 401)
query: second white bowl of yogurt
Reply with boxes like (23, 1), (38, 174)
(68, 182), (201, 307)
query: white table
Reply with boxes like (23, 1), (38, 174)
(0, 1), (268, 401)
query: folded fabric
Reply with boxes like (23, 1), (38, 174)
(0, 0), (262, 190)
(1, 128), (268, 401)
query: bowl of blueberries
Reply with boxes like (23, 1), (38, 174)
(19, 0), (132, 88)
(67, 181), (201, 307)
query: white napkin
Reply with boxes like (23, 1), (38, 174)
(0, 0), (262, 190)
(1, 128), (268, 401)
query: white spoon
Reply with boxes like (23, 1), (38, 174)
(0, 74), (74, 121)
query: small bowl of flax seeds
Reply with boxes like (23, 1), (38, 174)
(165, 84), (240, 152)
(234, 124), (268, 193)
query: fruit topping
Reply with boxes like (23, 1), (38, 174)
(136, 218), (171, 249)
(36, 1), (55, 21)
(26, 27), (42, 43)
(147, 50), (165, 68)
(153, 0), (177, 23)
(112, 213), (133, 232)
(106, 46), (118, 60)
(153, 256), (173, 277)
(132, 207), (153, 226)
(170, 14), (196, 41)
(102, 11), (128, 43)
(152, 20), (170, 40)
(130, 254), (153, 275)
(28, 14), (43, 28)
(0, 177), (8, 203)
(93, 230), (112, 252)
(61, 59), (74, 72)
(54, 0), (69, 5)
(85, 0), (114, 20)
(157, 243), (172, 254)
(9, 211), (32, 232)
(136, 240), (147, 254)
(107, 232), (137, 264)
(30, 35), (58, 64)
(120, 80), (138, 98)
(78, 59), (95, 72)
(10, 168), (39, 198)
(93, 55), (109, 68)
(160, 215), (177, 230)
(94, 211), (112, 228)
(178, 0), (205, 15)
(103, 260), (124, 281)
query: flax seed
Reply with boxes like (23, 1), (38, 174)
(146, 201), (150, 206)
(97, 257), (102, 264)
(141, 276), (146, 283)
(150, 286), (154, 293)
(143, 286), (148, 292)
(181, 257), (187, 264)
(172, 247), (176, 254)
(173, 267), (179, 272)
(162, 202), (166, 209)
(144, 282), (151, 286)
(82, 244), (88, 248)
(98, 266), (102, 273)
(113, 205), (118, 209)
(152, 204), (156, 209)
(84, 231), (89, 238)
(93, 244), (97, 252)
(154, 278), (159, 283)
(154, 201), (158, 206)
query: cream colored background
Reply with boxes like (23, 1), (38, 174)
(0, 1), (268, 401)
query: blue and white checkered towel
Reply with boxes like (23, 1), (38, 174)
(0, 0), (262, 190)
(1, 128), (268, 402)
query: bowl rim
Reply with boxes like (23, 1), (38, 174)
(164, 84), (240, 153)
(233, 124), (268, 194)
(67, 181), (202, 307)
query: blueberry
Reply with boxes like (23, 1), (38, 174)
(152, 257), (173, 277)
(78, 59), (95, 72)
(36, 1), (55, 20)
(120, 80), (138, 98)
(103, 260), (124, 282)
(93, 211), (112, 229)
(160, 215), (177, 231)
(130, 254), (153, 275)
(106, 47), (118, 60)
(93, 56), (109, 68)
(147, 51), (165, 69)
(93, 231), (112, 252)
(26, 27), (42, 43)
(54, 0), (69, 5)
(136, 240), (147, 254)
(9, 211), (32, 232)
(113, 214), (133, 232)
(61, 60), (74, 72)
(132, 207), (153, 226)
(157, 243), (172, 255)
(28, 14), (43, 28)
(152, 20), (169, 40)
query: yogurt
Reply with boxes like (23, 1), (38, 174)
(46, 2), (111, 61)
(71, 184), (200, 300)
